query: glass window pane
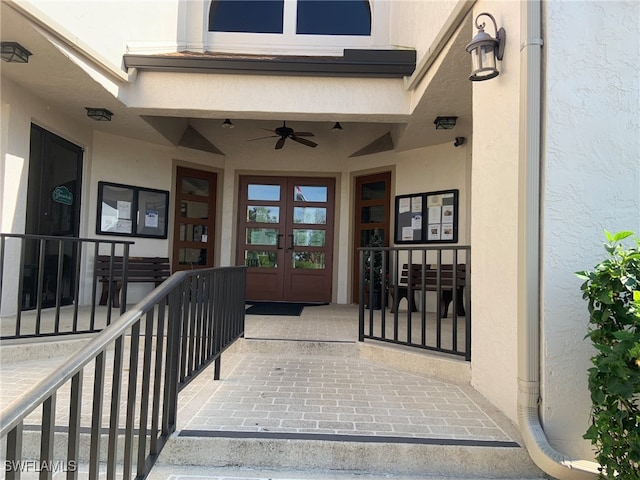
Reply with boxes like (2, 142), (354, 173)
(293, 229), (326, 247)
(248, 184), (280, 201)
(182, 177), (209, 196)
(361, 181), (386, 200)
(180, 201), (208, 219)
(179, 224), (208, 242)
(360, 205), (385, 224)
(294, 185), (327, 202)
(209, 0), (284, 33)
(178, 248), (207, 266)
(297, 0), (371, 35)
(246, 228), (279, 246)
(247, 206), (280, 223)
(245, 251), (278, 268)
(293, 252), (325, 269)
(293, 207), (326, 224)
(361, 229), (385, 247)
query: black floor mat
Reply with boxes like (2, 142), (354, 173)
(245, 302), (305, 316)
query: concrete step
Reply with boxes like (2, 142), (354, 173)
(147, 464), (549, 480)
(152, 431), (543, 479)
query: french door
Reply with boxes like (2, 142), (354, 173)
(172, 167), (217, 271)
(237, 176), (335, 303)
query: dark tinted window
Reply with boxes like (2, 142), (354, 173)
(209, 0), (284, 33)
(297, 0), (371, 35)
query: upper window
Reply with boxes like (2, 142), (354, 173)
(209, 0), (371, 36)
(209, 0), (284, 34)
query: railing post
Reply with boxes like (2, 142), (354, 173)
(358, 249), (365, 341)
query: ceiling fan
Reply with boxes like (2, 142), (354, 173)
(248, 121), (317, 150)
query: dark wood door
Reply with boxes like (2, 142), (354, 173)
(172, 167), (217, 271)
(23, 124), (83, 309)
(352, 171), (391, 303)
(237, 175), (335, 303)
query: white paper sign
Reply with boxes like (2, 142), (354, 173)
(402, 227), (414, 240)
(145, 210), (159, 228)
(411, 197), (422, 213)
(428, 206), (441, 224)
(399, 198), (411, 214)
(427, 224), (441, 241)
(117, 201), (131, 220)
(411, 214), (422, 229)
(441, 224), (454, 240)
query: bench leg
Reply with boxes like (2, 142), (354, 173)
(441, 288), (466, 318)
(390, 287), (416, 313)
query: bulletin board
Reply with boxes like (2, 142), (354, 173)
(394, 189), (458, 244)
(96, 181), (169, 239)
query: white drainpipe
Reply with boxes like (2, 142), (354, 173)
(517, 1), (599, 478)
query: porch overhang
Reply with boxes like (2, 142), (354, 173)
(123, 49), (417, 78)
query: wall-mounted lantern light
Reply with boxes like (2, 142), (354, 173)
(222, 119), (234, 128)
(1, 42), (32, 63)
(434, 116), (457, 130)
(465, 12), (505, 81)
(86, 107), (113, 121)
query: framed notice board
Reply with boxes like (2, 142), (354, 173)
(394, 189), (458, 244)
(96, 181), (169, 239)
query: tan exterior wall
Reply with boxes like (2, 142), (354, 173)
(468, 0), (520, 424)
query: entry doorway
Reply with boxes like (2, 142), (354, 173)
(237, 175), (335, 303)
(24, 124), (83, 309)
(172, 167), (217, 272)
(352, 171), (392, 303)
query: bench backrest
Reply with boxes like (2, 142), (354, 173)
(399, 263), (466, 288)
(96, 255), (171, 282)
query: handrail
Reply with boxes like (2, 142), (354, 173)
(0, 270), (185, 436)
(0, 265), (246, 479)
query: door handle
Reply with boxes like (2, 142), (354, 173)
(276, 234), (284, 250)
(287, 234), (294, 252)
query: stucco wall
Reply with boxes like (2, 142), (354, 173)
(540, 0), (640, 459)
(468, 0), (521, 424)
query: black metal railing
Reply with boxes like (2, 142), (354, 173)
(0, 266), (246, 479)
(0, 234), (134, 339)
(358, 246), (471, 361)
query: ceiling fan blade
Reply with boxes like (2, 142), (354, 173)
(293, 132), (314, 137)
(247, 135), (278, 142)
(291, 136), (318, 148)
(275, 137), (286, 149)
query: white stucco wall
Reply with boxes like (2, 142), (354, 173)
(0, 78), (94, 316)
(540, 0), (640, 460)
(468, 0), (521, 424)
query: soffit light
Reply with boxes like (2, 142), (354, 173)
(86, 107), (113, 121)
(465, 12), (506, 81)
(1, 42), (32, 63)
(222, 119), (234, 128)
(434, 116), (457, 130)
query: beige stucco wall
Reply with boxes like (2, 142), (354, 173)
(468, 0), (520, 425)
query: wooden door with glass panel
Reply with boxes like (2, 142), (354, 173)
(238, 176), (334, 303)
(353, 172), (391, 303)
(173, 168), (217, 271)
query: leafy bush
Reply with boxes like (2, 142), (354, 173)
(576, 230), (640, 479)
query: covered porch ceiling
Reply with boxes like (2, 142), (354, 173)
(1, 1), (472, 157)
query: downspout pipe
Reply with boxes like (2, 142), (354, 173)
(517, 1), (599, 478)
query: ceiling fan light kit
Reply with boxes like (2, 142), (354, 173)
(248, 121), (318, 150)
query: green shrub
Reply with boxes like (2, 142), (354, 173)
(576, 230), (640, 479)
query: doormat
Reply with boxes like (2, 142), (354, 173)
(245, 302), (305, 316)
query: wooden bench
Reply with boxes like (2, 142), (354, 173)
(97, 255), (171, 307)
(390, 263), (466, 317)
